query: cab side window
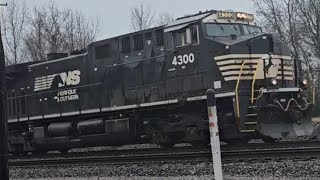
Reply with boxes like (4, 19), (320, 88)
(190, 25), (199, 44)
(174, 31), (185, 47)
(173, 25), (199, 48)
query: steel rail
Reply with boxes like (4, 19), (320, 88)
(10, 146), (320, 167)
(10, 140), (320, 160)
(9, 140), (320, 159)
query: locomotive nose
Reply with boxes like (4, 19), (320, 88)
(268, 34), (292, 55)
(228, 33), (291, 56)
(210, 33), (291, 57)
(258, 108), (315, 139)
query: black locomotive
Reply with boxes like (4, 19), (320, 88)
(6, 10), (314, 154)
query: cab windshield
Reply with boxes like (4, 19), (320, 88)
(243, 24), (262, 34)
(206, 24), (241, 37)
(205, 23), (262, 37)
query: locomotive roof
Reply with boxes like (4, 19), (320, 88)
(93, 25), (165, 45)
(165, 12), (211, 29)
(28, 53), (88, 68)
(93, 10), (222, 44)
(6, 61), (35, 74)
(165, 10), (256, 32)
(9, 9), (257, 69)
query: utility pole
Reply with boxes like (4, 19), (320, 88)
(0, 3), (9, 180)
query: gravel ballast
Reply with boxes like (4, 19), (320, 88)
(9, 158), (320, 180)
(11, 176), (320, 180)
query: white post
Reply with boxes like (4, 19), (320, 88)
(206, 89), (223, 180)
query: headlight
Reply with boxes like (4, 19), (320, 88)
(302, 79), (308, 86)
(270, 78), (277, 86)
(300, 79), (308, 89)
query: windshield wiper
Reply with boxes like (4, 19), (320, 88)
(217, 24), (224, 31)
(233, 25), (238, 31)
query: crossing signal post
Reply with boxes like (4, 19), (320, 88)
(206, 89), (223, 180)
(0, 3), (9, 180)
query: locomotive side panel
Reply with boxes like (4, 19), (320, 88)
(28, 54), (89, 119)
(6, 64), (33, 122)
(88, 27), (167, 109)
(165, 23), (208, 99)
(142, 55), (166, 103)
(117, 29), (167, 106)
(88, 38), (120, 110)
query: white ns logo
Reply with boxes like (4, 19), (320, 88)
(58, 70), (81, 87)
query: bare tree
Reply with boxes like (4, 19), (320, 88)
(130, 3), (175, 31)
(64, 11), (100, 52)
(2, 0), (28, 65)
(156, 12), (175, 26)
(130, 3), (156, 31)
(24, 7), (48, 62)
(23, 2), (100, 62)
(253, 0), (315, 75)
(297, 0), (320, 61)
(41, 3), (71, 53)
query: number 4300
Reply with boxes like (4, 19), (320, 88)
(172, 53), (195, 66)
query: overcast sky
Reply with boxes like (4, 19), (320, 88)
(28, 0), (254, 40)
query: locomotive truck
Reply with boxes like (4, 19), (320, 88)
(6, 10), (314, 154)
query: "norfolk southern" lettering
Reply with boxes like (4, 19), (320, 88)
(34, 70), (81, 92)
(54, 89), (79, 103)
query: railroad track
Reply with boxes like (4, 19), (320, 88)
(10, 143), (320, 167)
(12, 140), (320, 160)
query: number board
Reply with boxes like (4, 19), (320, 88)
(236, 12), (254, 21)
(217, 11), (254, 22)
(217, 11), (235, 19)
